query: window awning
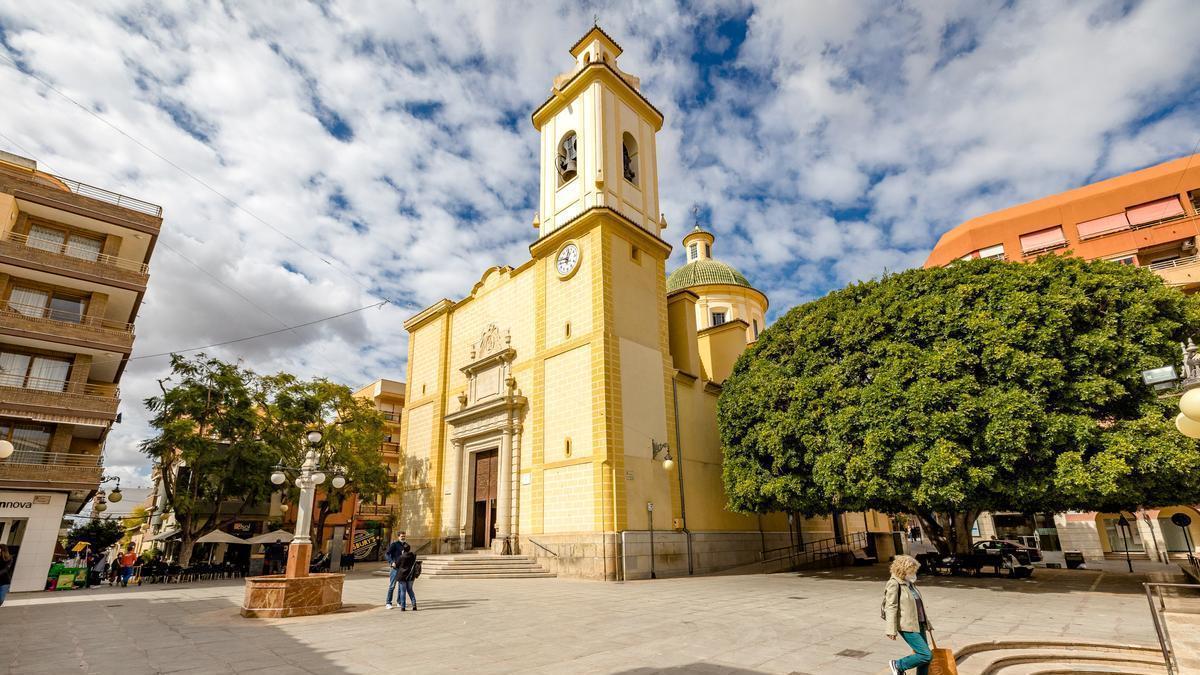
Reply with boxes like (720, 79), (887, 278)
(1076, 212), (1130, 239)
(1019, 226), (1066, 254)
(1127, 196), (1185, 226)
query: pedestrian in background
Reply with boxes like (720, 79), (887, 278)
(883, 554), (934, 675)
(383, 531), (411, 609)
(0, 544), (14, 606)
(118, 545), (138, 587)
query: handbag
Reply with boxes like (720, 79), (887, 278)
(927, 631), (958, 675)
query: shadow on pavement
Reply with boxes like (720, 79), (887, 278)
(0, 591), (351, 674)
(783, 564), (1187, 595)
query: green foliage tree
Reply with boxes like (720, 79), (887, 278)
(67, 519), (123, 553)
(120, 506), (149, 546)
(141, 354), (388, 565)
(719, 256), (1200, 553)
(259, 374), (388, 549)
(142, 354), (278, 566)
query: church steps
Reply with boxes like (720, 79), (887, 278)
(372, 554), (554, 579)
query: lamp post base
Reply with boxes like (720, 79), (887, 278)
(285, 542), (312, 578)
(240, 573), (343, 618)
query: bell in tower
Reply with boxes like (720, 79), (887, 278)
(531, 25), (665, 239)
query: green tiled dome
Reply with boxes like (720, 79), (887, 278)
(667, 258), (752, 293)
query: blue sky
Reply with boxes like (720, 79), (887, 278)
(0, 0), (1198, 485)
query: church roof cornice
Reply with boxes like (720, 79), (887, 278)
(529, 205), (671, 258)
(531, 61), (663, 130)
(569, 24), (623, 57)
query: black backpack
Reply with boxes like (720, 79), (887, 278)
(412, 560), (422, 579)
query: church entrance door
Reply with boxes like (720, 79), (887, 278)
(471, 450), (499, 549)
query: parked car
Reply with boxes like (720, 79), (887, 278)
(916, 550), (1034, 579)
(973, 538), (1042, 563)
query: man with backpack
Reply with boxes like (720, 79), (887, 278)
(383, 531), (411, 609)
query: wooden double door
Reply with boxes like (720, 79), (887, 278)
(471, 450), (498, 549)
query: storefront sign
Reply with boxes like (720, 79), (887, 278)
(352, 531), (379, 560)
(0, 500), (34, 509)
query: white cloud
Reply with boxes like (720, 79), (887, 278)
(0, 0), (1196, 486)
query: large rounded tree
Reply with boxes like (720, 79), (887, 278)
(719, 255), (1200, 553)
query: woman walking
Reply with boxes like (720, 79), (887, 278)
(883, 554), (934, 675)
(0, 544), (15, 606)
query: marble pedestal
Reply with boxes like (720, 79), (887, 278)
(240, 573), (344, 618)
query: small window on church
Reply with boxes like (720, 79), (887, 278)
(689, 243), (698, 260)
(705, 243), (711, 257)
(753, 319), (760, 338)
(565, 321), (571, 339)
(564, 438), (572, 457)
(622, 132), (638, 185)
(712, 311), (726, 326)
(557, 132), (578, 186)
(631, 245), (640, 262)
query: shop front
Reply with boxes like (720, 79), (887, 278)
(0, 490), (67, 592)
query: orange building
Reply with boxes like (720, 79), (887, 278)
(925, 153), (1200, 564)
(926, 154), (1200, 291)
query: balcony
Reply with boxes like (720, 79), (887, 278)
(0, 230), (149, 290)
(1145, 255), (1200, 289)
(0, 300), (134, 352)
(0, 376), (120, 420)
(46, 174), (162, 217)
(357, 503), (397, 518)
(380, 441), (401, 457)
(0, 450), (103, 488)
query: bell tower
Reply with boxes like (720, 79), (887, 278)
(531, 25), (665, 238)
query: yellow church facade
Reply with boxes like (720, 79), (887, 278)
(397, 28), (888, 579)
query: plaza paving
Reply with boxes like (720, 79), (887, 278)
(0, 564), (1188, 675)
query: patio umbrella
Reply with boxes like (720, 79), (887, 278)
(247, 530), (294, 545)
(195, 530), (249, 545)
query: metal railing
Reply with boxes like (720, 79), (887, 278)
(527, 538), (559, 557)
(1, 230), (150, 274)
(46, 173), (162, 217)
(380, 441), (400, 454)
(1146, 255), (1200, 272)
(1021, 241), (1069, 258)
(759, 531), (871, 571)
(1144, 582), (1200, 675)
(0, 374), (119, 398)
(0, 450), (103, 466)
(2, 300), (134, 335)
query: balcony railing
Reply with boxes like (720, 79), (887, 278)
(2, 300), (134, 337)
(1130, 212), (1189, 231)
(381, 411), (398, 422)
(1, 450), (103, 467)
(1021, 241), (1068, 258)
(1146, 255), (1200, 272)
(45, 173), (162, 217)
(357, 503), (397, 518)
(1, 230), (150, 275)
(0, 374), (118, 399)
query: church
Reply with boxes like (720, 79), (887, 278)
(396, 27), (890, 579)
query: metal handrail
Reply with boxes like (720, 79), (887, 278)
(46, 173), (162, 217)
(1129, 212), (1189, 231)
(1143, 582), (1200, 675)
(2, 300), (134, 334)
(1021, 241), (1069, 258)
(0, 375), (118, 398)
(0, 450), (103, 467)
(527, 538), (559, 557)
(1146, 255), (1200, 271)
(1, 230), (150, 274)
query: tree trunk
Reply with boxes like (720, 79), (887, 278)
(915, 510), (977, 554)
(178, 537), (195, 567)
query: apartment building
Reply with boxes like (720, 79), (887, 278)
(350, 378), (405, 560)
(926, 153), (1200, 563)
(0, 150), (162, 591)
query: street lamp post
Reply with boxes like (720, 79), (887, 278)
(1117, 514), (1135, 574)
(647, 501), (656, 580)
(268, 429), (346, 577)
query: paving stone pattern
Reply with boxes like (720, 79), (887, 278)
(0, 566), (1183, 674)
